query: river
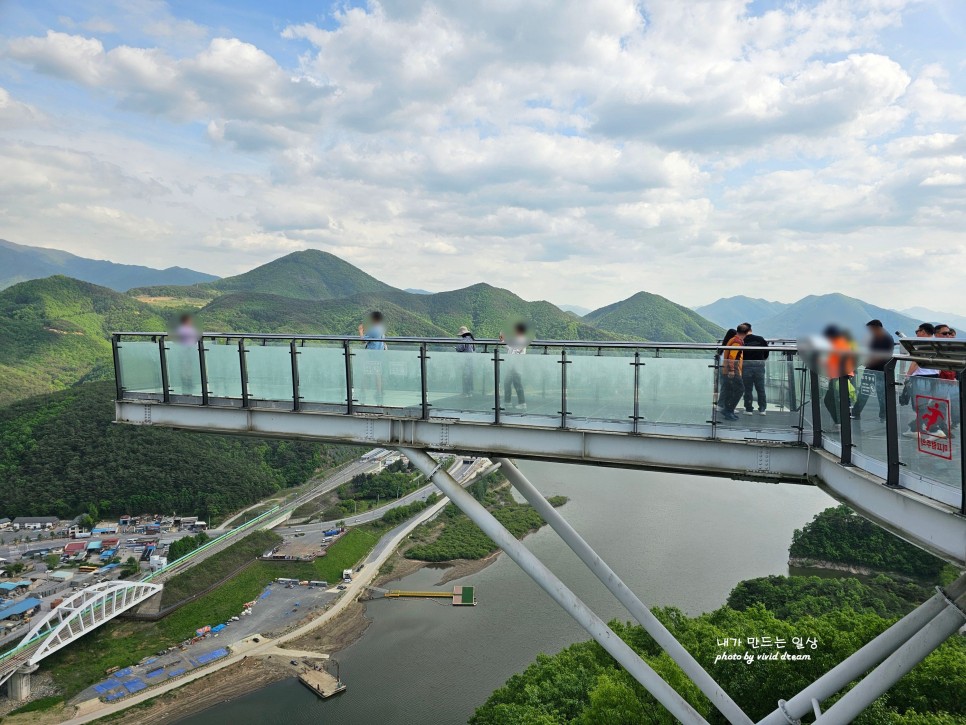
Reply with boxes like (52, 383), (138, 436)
(178, 461), (833, 725)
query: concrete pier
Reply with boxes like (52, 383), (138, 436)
(8, 664), (39, 702)
(297, 667), (346, 699)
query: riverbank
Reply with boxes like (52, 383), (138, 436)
(787, 557), (924, 581)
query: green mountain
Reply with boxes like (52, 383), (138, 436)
(134, 249), (396, 302)
(755, 294), (919, 338)
(0, 382), (354, 519)
(198, 292), (451, 337)
(584, 291), (724, 342)
(0, 276), (168, 407)
(694, 296), (789, 329)
(197, 283), (615, 340)
(0, 239), (216, 292)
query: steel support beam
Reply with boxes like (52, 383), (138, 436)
(813, 579), (966, 725)
(402, 447), (710, 725)
(758, 573), (966, 725)
(496, 457), (752, 725)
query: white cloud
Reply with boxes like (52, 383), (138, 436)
(1, 0), (966, 311)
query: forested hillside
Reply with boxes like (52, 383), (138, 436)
(789, 505), (948, 580)
(0, 382), (358, 520)
(471, 604), (966, 724)
(0, 276), (167, 406)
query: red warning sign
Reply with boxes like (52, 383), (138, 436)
(914, 395), (952, 460)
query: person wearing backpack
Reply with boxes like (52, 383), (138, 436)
(741, 326), (769, 415)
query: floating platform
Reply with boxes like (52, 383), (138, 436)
(298, 668), (346, 699)
(383, 585), (476, 605)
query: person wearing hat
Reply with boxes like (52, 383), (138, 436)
(852, 319), (894, 423)
(456, 326), (476, 397)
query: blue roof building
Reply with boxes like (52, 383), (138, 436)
(0, 597), (41, 620)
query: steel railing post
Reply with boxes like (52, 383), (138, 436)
(558, 349), (570, 429)
(343, 340), (354, 415)
(884, 359), (900, 487)
(838, 370), (852, 465)
(493, 346), (502, 425)
(785, 351), (798, 411)
(238, 338), (250, 408)
(111, 334), (124, 400)
(290, 340), (301, 412)
(711, 353), (721, 438)
(631, 351), (642, 434)
(420, 342), (430, 420)
(158, 336), (170, 404)
(959, 369), (966, 514)
(197, 338), (209, 406)
(808, 357), (823, 448)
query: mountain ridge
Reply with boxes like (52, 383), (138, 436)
(0, 239), (217, 292)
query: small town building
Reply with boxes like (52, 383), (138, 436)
(0, 598), (42, 621)
(12, 516), (58, 530)
(0, 580), (32, 596)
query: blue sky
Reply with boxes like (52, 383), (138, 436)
(2, 0), (965, 310)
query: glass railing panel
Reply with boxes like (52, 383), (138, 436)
(898, 376), (961, 490)
(425, 348), (494, 417)
(640, 354), (714, 426)
(851, 367), (888, 464)
(245, 344), (294, 403)
(166, 342), (202, 397)
(299, 345), (348, 406)
(204, 342), (242, 399)
(351, 347), (421, 409)
(117, 340), (163, 396)
(566, 352), (636, 423)
(499, 352), (561, 419)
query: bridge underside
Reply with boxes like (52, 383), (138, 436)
(116, 400), (966, 566)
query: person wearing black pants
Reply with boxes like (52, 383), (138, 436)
(852, 319), (894, 422)
(741, 329), (769, 415)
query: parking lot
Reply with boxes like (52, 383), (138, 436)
(74, 580), (338, 705)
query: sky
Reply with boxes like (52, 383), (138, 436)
(1, 0), (965, 311)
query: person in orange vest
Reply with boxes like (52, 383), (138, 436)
(720, 323), (749, 421)
(822, 325), (856, 429)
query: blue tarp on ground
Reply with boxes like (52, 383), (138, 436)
(146, 668), (164, 679)
(259, 586), (271, 599)
(124, 679), (147, 693)
(211, 623), (226, 633)
(195, 648), (228, 665)
(168, 668), (186, 677)
(104, 692), (124, 702)
(115, 667), (133, 677)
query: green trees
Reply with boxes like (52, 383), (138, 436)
(790, 506), (946, 579)
(0, 381), (354, 519)
(167, 532), (210, 562)
(119, 557), (140, 578)
(405, 481), (567, 562)
(471, 602), (966, 724)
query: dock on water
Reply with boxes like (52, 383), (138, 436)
(382, 585), (477, 605)
(298, 668), (346, 699)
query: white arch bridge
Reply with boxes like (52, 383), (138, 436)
(111, 331), (966, 724)
(0, 581), (161, 690)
